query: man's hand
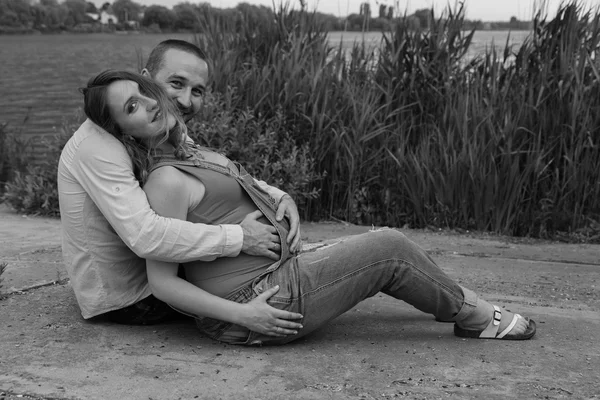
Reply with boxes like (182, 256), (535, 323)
(241, 210), (281, 260)
(239, 285), (303, 337)
(276, 194), (302, 253)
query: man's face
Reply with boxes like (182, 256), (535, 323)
(144, 48), (209, 122)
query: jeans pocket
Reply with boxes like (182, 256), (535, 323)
(195, 317), (233, 341)
(196, 319), (264, 346)
(218, 324), (262, 345)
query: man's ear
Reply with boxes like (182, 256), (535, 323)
(141, 68), (151, 77)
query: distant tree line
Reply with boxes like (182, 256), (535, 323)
(0, 0), (532, 34)
(345, 7), (532, 32)
(0, 0), (345, 33)
(1, 0), (99, 33)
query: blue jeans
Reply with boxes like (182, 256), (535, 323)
(195, 229), (478, 345)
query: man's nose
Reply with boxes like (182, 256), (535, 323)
(177, 88), (192, 108)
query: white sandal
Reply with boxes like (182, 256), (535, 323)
(454, 305), (536, 340)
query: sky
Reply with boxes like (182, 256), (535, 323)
(124, 0), (597, 22)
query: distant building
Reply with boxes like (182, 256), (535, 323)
(99, 11), (118, 25)
(359, 2), (371, 17)
(85, 11), (118, 25)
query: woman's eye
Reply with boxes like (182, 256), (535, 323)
(127, 101), (138, 114)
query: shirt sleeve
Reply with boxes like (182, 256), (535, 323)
(70, 127), (243, 262)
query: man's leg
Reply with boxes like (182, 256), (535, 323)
(250, 228), (478, 344)
(102, 264), (190, 325)
(102, 295), (186, 325)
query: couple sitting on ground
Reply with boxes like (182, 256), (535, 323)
(58, 39), (536, 345)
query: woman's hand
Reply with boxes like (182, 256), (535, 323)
(239, 285), (303, 337)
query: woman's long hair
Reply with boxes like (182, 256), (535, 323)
(81, 70), (191, 184)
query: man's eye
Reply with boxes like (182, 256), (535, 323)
(170, 81), (183, 89)
(192, 89), (204, 97)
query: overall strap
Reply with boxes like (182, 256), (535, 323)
(150, 147), (238, 177)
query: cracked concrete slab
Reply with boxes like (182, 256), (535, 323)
(1, 205), (599, 400)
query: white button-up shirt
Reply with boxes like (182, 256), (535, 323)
(58, 120), (287, 319)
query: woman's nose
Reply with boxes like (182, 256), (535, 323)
(145, 97), (158, 110)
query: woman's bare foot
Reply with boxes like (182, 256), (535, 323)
(455, 299), (535, 339)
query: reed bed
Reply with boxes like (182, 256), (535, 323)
(189, 1), (600, 239)
(3, 2), (597, 239)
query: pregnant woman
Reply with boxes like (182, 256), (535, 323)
(77, 69), (536, 345)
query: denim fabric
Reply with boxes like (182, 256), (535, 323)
(196, 229), (478, 345)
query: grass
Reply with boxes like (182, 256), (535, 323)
(1, 119), (77, 216)
(0, 262), (7, 292)
(0, 123), (30, 196)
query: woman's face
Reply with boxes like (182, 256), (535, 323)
(106, 79), (176, 141)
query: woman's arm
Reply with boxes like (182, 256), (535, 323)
(143, 166), (303, 337)
(147, 258), (300, 335)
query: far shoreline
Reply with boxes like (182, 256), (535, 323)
(0, 27), (533, 36)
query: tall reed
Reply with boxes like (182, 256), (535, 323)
(191, 1), (599, 238)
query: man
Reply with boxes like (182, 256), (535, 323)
(58, 39), (301, 326)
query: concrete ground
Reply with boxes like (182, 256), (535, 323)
(0, 204), (599, 400)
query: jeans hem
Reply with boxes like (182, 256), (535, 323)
(453, 285), (479, 323)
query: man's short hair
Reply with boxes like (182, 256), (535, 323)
(145, 39), (208, 76)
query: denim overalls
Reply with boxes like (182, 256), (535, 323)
(150, 146), (294, 343)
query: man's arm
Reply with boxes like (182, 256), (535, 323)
(69, 124), (276, 261)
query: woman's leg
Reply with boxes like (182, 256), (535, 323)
(250, 229), (479, 344)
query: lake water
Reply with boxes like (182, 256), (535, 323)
(327, 30), (531, 56)
(0, 30), (531, 148)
